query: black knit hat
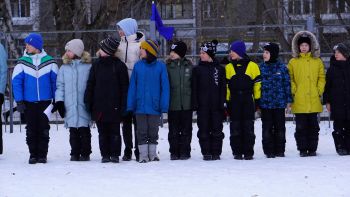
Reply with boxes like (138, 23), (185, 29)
(333, 41), (350, 59)
(200, 40), (218, 59)
(99, 37), (120, 56)
(297, 34), (311, 46)
(170, 41), (187, 58)
(263, 42), (279, 62)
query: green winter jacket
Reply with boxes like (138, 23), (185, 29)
(166, 58), (193, 111)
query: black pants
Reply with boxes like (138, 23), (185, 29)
(136, 114), (160, 145)
(197, 110), (224, 156)
(168, 110), (193, 157)
(332, 119), (350, 152)
(230, 119), (255, 156)
(69, 127), (92, 157)
(294, 113), (320, 152)
(122, 113), (139, 156)
(96, 122), (121, 157)
(261, 108), (286, 155)
(24, 101), (51, 158)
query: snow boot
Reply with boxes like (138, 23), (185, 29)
(233, 154), (243, 160)
(138, 144), (149, 163)
(79, 155), (90, 161)
(37, 157), (47, 163)
(170, 154), (179, 160)
(299, 151), (308, 157)
(70, 155), (80, 161)
(110, 156), (119, 163)
(203, 155), (212, 161)
(28, 157), (37, 164)
(332, 131), (346, 154)
(101, 156), (111, 163)
(148, 144), (159, 161)
(212, 155), (221, 160)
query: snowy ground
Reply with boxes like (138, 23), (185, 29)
(1, 120), (350, 197)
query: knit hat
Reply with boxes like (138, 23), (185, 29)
(263, 42), (280, 62)
(333, 41), (350, 59)
(116, 18), (138, 37)
(200, 40), (218, 59)
(297, 33), (311, 46)
(140, 40), (159, 57)
(24, 33), (43, 51)
(65, 39), (84, 57)
(99, 37), (120, 56)
(170, 41), (187, 58)
(230, 41), (246, 58)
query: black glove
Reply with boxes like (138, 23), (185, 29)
(51, 101), (66, 118)
(17, 101), (26, 113)
(0, 93), (4, 105)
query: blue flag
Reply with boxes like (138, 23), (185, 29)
(151, 2), (174, 40)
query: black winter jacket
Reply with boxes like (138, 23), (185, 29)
(84, 56), (129, 122)
(323, 56), (350, 120)
(192, 60), (226, 111)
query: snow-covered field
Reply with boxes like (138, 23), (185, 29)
(1, 120), (349, 197)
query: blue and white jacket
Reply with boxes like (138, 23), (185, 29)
(0, 44), (7, 94)
(12, 50), (58, 102)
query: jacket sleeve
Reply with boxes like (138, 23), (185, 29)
(288, 60), (296, 96)
(191, 67), (198, 110)
(160, 62), (170, 113)
(84, 63), (96, 109)
(55, 66), (65, 102)
(250, 63), (261, 100)
(323, 67), (333, 104)
(119, 62), (129, 113)
(225, 64), (231, 102)
(11, 63), (24, 102)
(282, 65), (293, 104)
(317, 60), (326, 96)
(50, 62), (59, 100)
(0, 44), (8, 94)
(127, 63), (137, 112)
(220, 67), (226, 109)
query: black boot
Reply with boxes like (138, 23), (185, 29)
(170, 154), (179, 160)
(28, 157), (37, 164)
(212, 155), (221, 160)
(70, 155), (80, 161)
(110, 156), (119, 163)
(233, 154), (243, 160)
(203, 155), (212, 161)
(79, 155), (90, 161)
(37, 157), (47, 163)
(300, 151), (308, 157)
(101, 156), (111, 163)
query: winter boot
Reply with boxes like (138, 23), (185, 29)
(170, 154), (179, 160)
(79, 155), (90, 161)
(138, 144), (149, 163)
(203, 155), (212, 161)
(332, 131), (346, 155)
(233, 154), (243, 160)
(70, 155), (80, 161)
(101, 156), (111, 163)
(122, 154), (132, 161)
(110, 156), (119, 163)
(37, 157), (47, 163)
(266, 154), (275, 158)
(28, 157), (37, 164)
(148, 144), (159, 161)
(275, 153), (285, 157)
(212, 155), (221, 160)
(299, 151), (308, 157)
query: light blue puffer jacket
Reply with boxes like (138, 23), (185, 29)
(55, 52), (91, 128)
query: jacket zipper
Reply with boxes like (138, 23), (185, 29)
(35, 55), (40, 101)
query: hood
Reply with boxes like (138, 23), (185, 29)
(62, 51), (91, 64)
(121, 31), (145, 43)
(117, 18), (138, 36)
(291, 31), (320, 58)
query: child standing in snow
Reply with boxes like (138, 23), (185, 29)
(166, 41), (193, 160)
(53, 39), (92, 161)
(259, 43), (292, 158)
(323, 41), (350, 156)
(288, 31), (325, 157)
(84, 37), (129, 163)
(12, 33), (58, 164)
(226, 40), (261, 160)
(192, 40), (226, 161)
(127, 39), (170, 163)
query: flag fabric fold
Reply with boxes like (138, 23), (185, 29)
(151, 2), (174, 40)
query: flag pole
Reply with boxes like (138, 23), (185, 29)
(150, 1), (157, 40)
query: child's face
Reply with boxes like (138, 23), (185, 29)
(199, 51), (212, 62)
(140, 48), (147, 59)
(25, 44), (39, 54)
(169, 51), (180, 60)
(335, 50), (346, 61)
(118, 29), (125, 37)
(99, 49), (109, 57)
(299, 43), (310, 54)
(65, 50), (76, 59)
(229, 50), (240, 60)
(263, 50), (271, 62)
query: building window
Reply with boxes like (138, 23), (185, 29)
(11, 0), (31, 17)
(160, 0), (185, 19)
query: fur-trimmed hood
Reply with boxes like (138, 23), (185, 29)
(62, 51), (91, 64)
(291, 31), (320, 58)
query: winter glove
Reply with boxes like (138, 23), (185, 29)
(16, 101), (26, 114)
(0, 93), (4, 105)
(51, 101), (66, 118)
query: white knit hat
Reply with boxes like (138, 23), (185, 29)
(65, 39), (84, 57)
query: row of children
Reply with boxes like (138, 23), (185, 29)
(8, 17), (350, 164)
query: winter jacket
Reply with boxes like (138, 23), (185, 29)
(166, 58), (193, 111)
(259, 60), (292, 109)
(55, 52), (92, 128)
(288, 31), (325, 114)
(12, 50), (58, 102)
(0, 44), (7, 94)
(225, 59), (261, 101)
(192, 60), (226, 111)
(323, 56), (350, 120)
(115, 32), (145, 78)
(127, 59), (170, 115)
(84, 56), (129, 122)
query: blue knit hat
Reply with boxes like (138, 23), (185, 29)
(25, 33), (43, 51)
(230, 41), (246, 58)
